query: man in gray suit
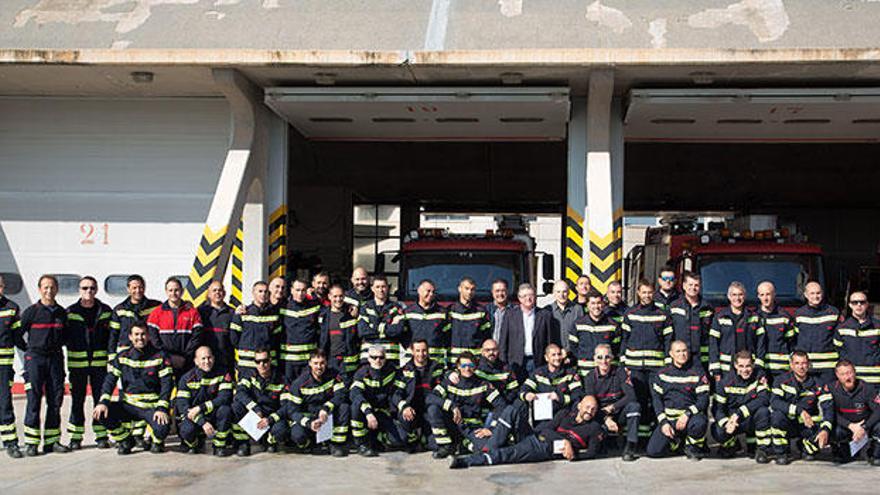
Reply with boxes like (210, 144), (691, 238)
(499, 284), (557, 379)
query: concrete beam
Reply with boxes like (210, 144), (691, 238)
(564, 96), (587, 291)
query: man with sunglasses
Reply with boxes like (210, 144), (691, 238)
(427, 351), (507, 457)
(350, 345), (406, 457)
(64, 276), (113, 450)
(583, 343), (639, 461)
(834, 291), (880, 385)
(230, 348), (290, 456)
(571, 290), (620, 378)
(654, 266), (681, 312)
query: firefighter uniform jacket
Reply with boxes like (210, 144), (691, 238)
(653, 289), (681, 313)
(793, 303), (841, 374)
(570, 312), (620, 375)
(64, 300), (113, 369)
(709, 307), (766, 377)
(18, 301), (67, 355)
(175, 366), (234, 423)
(834, 315), (880, 385)
(279, 298), (321, 370)
(713, 370), (770, 425)
(650, 362), (711, 426)
(583, 365), (636, 412)
(757, 305), (795, 375)
(537, 406), (604, 456)
(770, 371), (833, 431)
(619, 303), (673, 370)
(604, 302), (628, 325)
(146, 301), (203, 368)
(350, 362), (399, 416)
(284, 368), (347, 427)
(318, 307), (361, 375)
(669, 298), (714, 369)
(475, 356), (520, 404)
(234, 371), (289, 426)
(198, 302), (235, 370)
(827, 378), (880, 430)
(429, 374), (506, 425)
(392, 359), (445, 413)
(358, 299), (406, 363)
(109, 297), (161, 356)
(344, 288), (373, 309)
(448, 301), (491, 361)
(100, 344), (173, 412)
(0, 296), (22, 366)
(402, 302), (450, 363)
(520, 365), (584, 411)
(230, 303), (282, 369)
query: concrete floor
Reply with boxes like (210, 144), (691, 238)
(1, 397), (877, 495)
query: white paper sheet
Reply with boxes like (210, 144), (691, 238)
(316, 414), (334, 444)
(238, 409), (269, 441)
(850, 434), (869, 457)
(534, 393), (554, 421)
(552, 440), (565, 454)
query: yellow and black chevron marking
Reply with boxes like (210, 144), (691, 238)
(589, 208), (623, 294)
(230, 221), (243, 308)
(268, 205), (287, 280)
(564, 205), (585, 293)
(184, 225), (228, 307)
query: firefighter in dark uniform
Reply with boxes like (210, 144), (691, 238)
(449, 395), (604, 469)
(768, 351), (832, 465)
(448, 277), (492, 363)
(604, 281), (628, 325)
(358, 275), (406, 366)
(620, 280), (673, 440)
(711, 350), (772, 462)
(669, 272), (714, 372)
(793, 281), (840, 385)
(319, 285), (361, 379)
(427, 351), (507, 457)
(653, 266), (681, 312)
(198, 281), (235, 371)
(18, 275), (69, 456)
(392, 339), (446, 453)
(344, 266), (373, 308)
(834, 291), (880, 385)
(175, 346), (234, 456)
(646, 340), (710, 460)
(827, 359), (880, 465)
(0, 274), (23, 458)
(279, 278), (321, 383)
(108, 274), (161, 360)
(402, 279), (450, 365)
(708, 281), (766, 381)
(583, 343), (639, 461)
(474, 338), (520, 406)
(570, 290), (620, 377)
(230, 348), (290, 456)
(93, 322), (173, 455)
(230, 281), (282, 378)
(349, 345), (406, 457)
(64, 276), (113, 450)
(284, 349), (349, 456)
(519, 344), (584, 425)
(756, 281), (795, 382)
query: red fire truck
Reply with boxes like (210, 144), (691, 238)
(625, 215), (825, 309)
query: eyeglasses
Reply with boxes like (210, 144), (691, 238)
(594, 355), (611, 360)
(459, 363), (476, 369)
(255, 358), (271, 365)
(368, 355), (386, 361)
(660, 276), (675, 282)
(80, 286), (97, 291)
(850, 300), (868, 305)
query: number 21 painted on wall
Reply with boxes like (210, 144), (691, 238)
(80, 223), (109, 245)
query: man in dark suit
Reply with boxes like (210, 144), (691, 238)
(499, 283), (557, 379)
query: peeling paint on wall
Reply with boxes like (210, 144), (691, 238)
(498, 0), (523, 17)
(688, 0), (790, 43)
(585, 1), (632, 34)
(648, 18), (667, 48)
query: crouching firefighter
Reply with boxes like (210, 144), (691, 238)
(175, 346), (234, 456)
(284, 349), (350, 457)
(231, 347), (290, 456)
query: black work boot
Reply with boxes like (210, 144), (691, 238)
(95, 438), (111, 449)
(236, 442), (251, 457)
(213, 446), (231, 457)
(622, 442), (637, 462)
(357, 443), (378, 457)
(67, 439), (82, 451)
(45, 442), (71, 454)
(5, 444), (23, 459)
(432, 445), (452, 459)
(755, 448), (770, 464)
(330, 444), (348, 457)
(449, 456), (469, 469)
(117, 438), (133, 456)
(24, 444), (39, 457)
(150, 441), (165, 454)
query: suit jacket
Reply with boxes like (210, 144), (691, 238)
(499, 306), (557, 374)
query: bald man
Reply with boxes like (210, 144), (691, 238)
(756, 281), (795, 382)
(345, 267), (373, 308)
(793, 281), (840, 384)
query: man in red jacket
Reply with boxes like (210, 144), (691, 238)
(147, 277), (203, 381)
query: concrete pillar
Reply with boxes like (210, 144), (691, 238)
(564, 96), (587, 292)
(183, 69), (266, 306)
(266, 114), (288, 281)
(585, 70), (624, 294)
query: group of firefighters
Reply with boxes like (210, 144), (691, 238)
(0, 265), (878, 470)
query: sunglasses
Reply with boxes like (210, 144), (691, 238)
(459, 363), (476, 369)
(255, 359), (271, 365)
(80, 286), (97, 291)
(594, 355), (611, 360)
(368, 355), (386, 361)
(660, 276), (675, 282)
(850, 300), (868, 305)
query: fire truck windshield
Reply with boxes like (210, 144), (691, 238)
(403, 251), (523, 302)
(697, 253), (824, 308)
